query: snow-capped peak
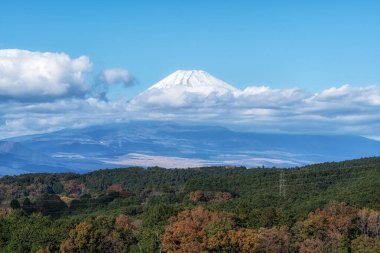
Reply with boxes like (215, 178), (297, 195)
(129, 70), (239, 108)
(149, 70), (238, 93)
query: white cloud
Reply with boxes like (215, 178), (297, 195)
(0, 55), (379, 140)
(1, 83), (380, 139)
(0, 49), (92, 100)
(0, 98), (130, 138)
(128, 82), (380, 137)
(98, 68), (135, 86)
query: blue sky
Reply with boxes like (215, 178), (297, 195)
(0, 1), (380, 139)
(1, 0), (379, 97)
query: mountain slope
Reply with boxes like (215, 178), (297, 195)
(0, 141), (70, 175)
(4, 121), (380, 174)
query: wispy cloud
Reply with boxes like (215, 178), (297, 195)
(93, 68), (136, 100)
(0, 98), (129, 138)
(98, 68), (135, 86)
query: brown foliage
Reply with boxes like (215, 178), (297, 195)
(0, 182), (21, 200)
(0, 207), (13, 217)
(351, 235), (380, 253)
(212, 191), (234, 203)
(106, 183), (133, 197)
(35, 247), (51, 253)
(302, 202), (357, 240)
(60, 215), (135, 253)
(162, 206), (234, 253)
(66, 221), (93, 251)
(60, 240), (73, 253)
(208, 228), (258, 253)
(115, 214), (133, 232)
(300, 202), (358, 253)
(210, 227), (289, 253)
(256, 226), (290, 253)
(63, 180), (85, 198)
(299, 238), (324, 253)
(188, 190), (233, 204)
(163, 205), (291, 253)
(60, 195), (77, 207)
(229, 228), (259, 253)
(189, 190), (205, 203)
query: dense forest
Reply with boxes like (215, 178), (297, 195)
(0, 157), (379, 252)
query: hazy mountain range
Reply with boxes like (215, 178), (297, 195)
(1, 70), (380, 175)
(1, 121), (379, 175)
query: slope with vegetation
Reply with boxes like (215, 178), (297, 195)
(0, 157), (379, 252)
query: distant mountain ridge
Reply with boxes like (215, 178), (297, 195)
(0, 140), (71, 175)
(2, 121), (380, 175)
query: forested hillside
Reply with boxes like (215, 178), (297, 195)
(0, 157), (379, 252)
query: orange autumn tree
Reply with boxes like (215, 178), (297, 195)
(162, 206), (234, 253)
(207, 228), (259, 252)
(207, 226), (290, 253)
(299, 202), (357, 253)
(255, 226), (290, 253)
(299, 238), (324, 253)
(162, 206), (291, 253)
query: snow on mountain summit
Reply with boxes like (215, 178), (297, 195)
(149, 70), (238, 93)
(129, 70), (239, 108)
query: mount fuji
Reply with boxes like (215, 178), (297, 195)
(1, 70), (380, 175)
(148, 70), (237, 92)
(129, 70), (238, 108)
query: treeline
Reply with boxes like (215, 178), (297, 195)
(0, 157), (379, 252)
(1, 202), (379, 252)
